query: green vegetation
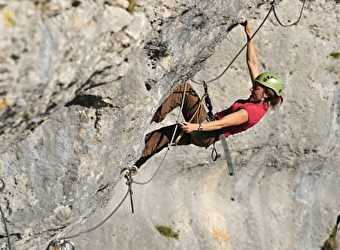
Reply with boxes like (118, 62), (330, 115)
(321, 230), (338, 250)
(128, 0), (137, 12)
(321, 215), (340, 250)
(155, 225), (179, 239)
(330, 52), (340, 59)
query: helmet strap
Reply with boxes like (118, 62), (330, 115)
(256, 90), (266, 103)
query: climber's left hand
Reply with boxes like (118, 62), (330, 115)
(179, 121), (199, 133)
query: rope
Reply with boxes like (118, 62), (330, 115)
(173, 92), (208, 145)
(168, 82), (188, 150)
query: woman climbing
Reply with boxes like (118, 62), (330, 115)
(123, 21), (284, 176)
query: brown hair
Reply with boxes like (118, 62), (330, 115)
(263, 87), (283, 108)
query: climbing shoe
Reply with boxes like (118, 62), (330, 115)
(121, 165), (138, 178)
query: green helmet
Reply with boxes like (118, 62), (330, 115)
(255, 72), (283, 96)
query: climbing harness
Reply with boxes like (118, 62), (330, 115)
(0, 178), (12, 250)
(133, 82), (219, 185)
(203, 81), (217, 122)
(46, 1), (308, 248)
(171, 84), (210, 146)
(134, 81), (227, 184)
(163, 81), (231, 174)
(202, 82), (235, 176)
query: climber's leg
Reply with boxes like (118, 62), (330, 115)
(191, 130), (220, 147)
(134, 124), (191, 168)
(151, 83), (208, 124)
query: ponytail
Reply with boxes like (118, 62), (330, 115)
(264, 87), (283, 108)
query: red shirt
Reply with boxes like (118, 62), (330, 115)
(214, 100), (268, 137)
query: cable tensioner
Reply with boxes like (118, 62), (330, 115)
(46, 238), (75, 250)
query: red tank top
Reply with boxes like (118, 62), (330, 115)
(214, 100), (268, 137)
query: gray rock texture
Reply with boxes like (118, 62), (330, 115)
(0, 0), (339, 249)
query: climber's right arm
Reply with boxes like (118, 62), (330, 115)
(242, 21), (259, 82)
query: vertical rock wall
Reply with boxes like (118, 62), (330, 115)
(0, 0), (269, 249)
(0, 0), (339, 249)
(71, 0), (340, 249)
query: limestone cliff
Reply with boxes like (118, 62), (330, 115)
(0, 0), (339, 249)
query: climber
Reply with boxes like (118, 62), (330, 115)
(122, 21), (284, 176)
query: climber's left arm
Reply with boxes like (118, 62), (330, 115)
(180, 109), (248, 133)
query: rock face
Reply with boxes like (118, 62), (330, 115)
(0, 0), (339, 249)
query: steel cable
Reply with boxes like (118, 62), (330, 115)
(61, 188), (129, 240)
(190, 4), (274, 85)
(0, 179), (11, 250)
(272, 0), (307, 27)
